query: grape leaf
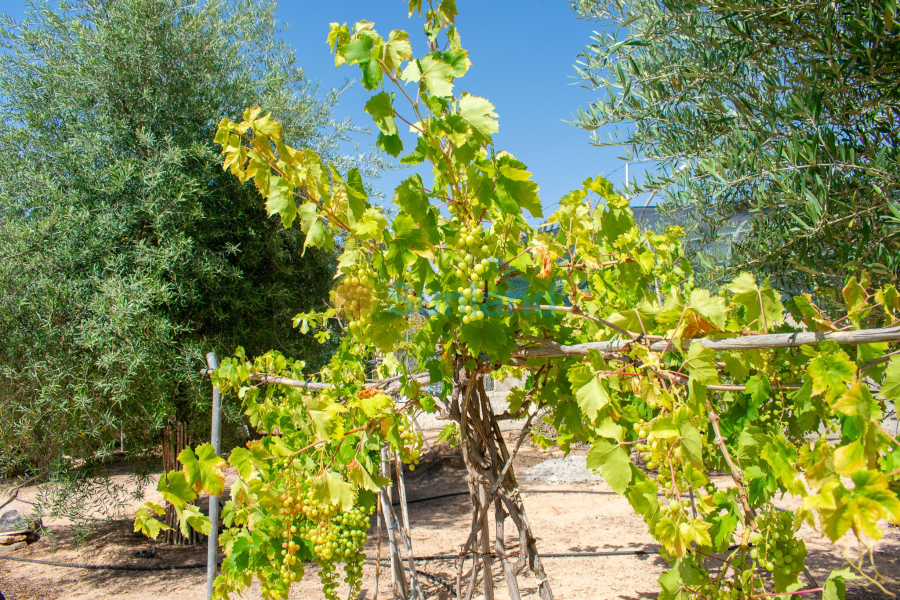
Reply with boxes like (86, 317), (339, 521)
(393, 175), (437, 236)
(364, 92), (398, 135)
(728, 272), (784, 331)
(458, 319), (513, 363)
(157, 470), (197, 509)
(458, 93), (498, 143)
(881, 356), (900, 400)
(353, 207), (389, 240)
(134, 506), (170, 540)
(177, 503), (212, 537)
(807, 349), (855, 403)
(833, 440), (867, 476)
(586, 438), (631, 494)
(179, 444), (226, 496)
(265, 175), (296, 228)
(575, 375), (611, 422)
(684, 343), (718, 385)
(310, 471), (357, 512)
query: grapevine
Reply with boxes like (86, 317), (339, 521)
(132, 2), (900, 599)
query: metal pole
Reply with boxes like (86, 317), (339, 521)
(205, 352), (222, 600)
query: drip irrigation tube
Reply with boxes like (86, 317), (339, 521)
(0, 546), (666, 573)
(0, 555), (210, 570)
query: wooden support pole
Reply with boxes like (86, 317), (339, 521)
(381, 447), (409, 600)
(513, 325), (900, 358)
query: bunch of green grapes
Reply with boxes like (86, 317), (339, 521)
(335, 263), (376, 332)
(307, 505), (372, 599)
(273, 484), (308, 590)
(748, 509), (806, 578)
(399, 419), (424, 470)
(693, 569), (764, 600)
(436, 221), (494, 323)
(271, 483), (373, 599)
(634, 419), (667, 476)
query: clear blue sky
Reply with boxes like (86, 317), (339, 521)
(0, 0), (647, 221)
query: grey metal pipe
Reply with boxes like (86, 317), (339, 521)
(205, 352), (222, 600)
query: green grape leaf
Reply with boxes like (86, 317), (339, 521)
(624, 472), (658, 518)
(178, 444), (226, 496)
(157, 470), (197, 509)
(310, 471), (357, 512)
(575, 375), (611, 422)
(686, 288), (728, 332)
(350, 391), (393, 418)
(744, 375), (771, 421)
(418, 55), (455, 97)
(345, 168), (369, 221)
(658, 559), (705, 600)
(678, 422), (703, 467)
(457, 93), (498, 143)
(228, 447), (253, 479)
(265, 175), (297, 228)
(495, 155), (542, 218)
(881, 356), (900, 400)
(348, 460), (390, 492)
(728, 272), (784, 332)
(393, 175), (437, 235)
(364, 91), (398, 135)
(377, 132), (403, 157)
(353, 207), (389, 239)
(586, 438), (631, 494)
(457, 319), (513, 363)
(684, 343), (718, 385)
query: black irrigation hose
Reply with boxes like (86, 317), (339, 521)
(395, 488), (624, 506)
(0, 546), (667, 573)
(0, 554), (210, 571)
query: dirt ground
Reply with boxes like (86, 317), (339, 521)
(1, 440), (898, 600)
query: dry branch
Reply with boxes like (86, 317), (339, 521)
(513, 326), (900, 358)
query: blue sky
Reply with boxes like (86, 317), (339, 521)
(0, 0), (647, 221)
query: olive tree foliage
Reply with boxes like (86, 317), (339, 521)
(0, 0), (383, 481)
(572, 0), (900, 299)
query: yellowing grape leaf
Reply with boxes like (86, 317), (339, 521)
(833, 440), (867, 476)
(807, 350), (855, 403)
(134, 505), (170, 540)
(176, 503), (212, 537)
(347, 460), (390, 492)
(351, 392), (393, 418)
(832, 382), (881, 420)
(179, 444), (226, 496)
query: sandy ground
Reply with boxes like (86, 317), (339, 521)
(1, 441), (898, 600)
